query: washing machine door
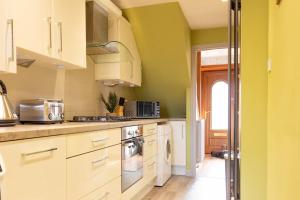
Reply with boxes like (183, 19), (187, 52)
(165, 138), (171, 164)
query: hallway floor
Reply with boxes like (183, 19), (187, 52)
(142, 156), (226, 200)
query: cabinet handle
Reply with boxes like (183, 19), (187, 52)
(147, 139), (156, 144)
(7, 19), (14, 62)
(181, 125), (184, 140)
(148, 161), (155, 168)
(95, 192), (109, 200)
(91, 137), (109, 143)
(47, 17), (52, 50)
(92, 156), (109, 165)
(57, 22), (63, 53)
(22, 147), (58, 156)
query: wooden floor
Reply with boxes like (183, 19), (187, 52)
(142, 156), (226, 200)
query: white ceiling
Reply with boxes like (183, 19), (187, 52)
(111, 0), (228, 30)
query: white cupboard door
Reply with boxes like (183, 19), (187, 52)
(0, 0), (16, 73)
(0, 136), (66, 200)
(53, 0), (86, 68)
(170, 121), (186, 166)
(14, 0), (52, 57)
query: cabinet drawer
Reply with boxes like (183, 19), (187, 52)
(144, 134), (157, 161)
(80, 177), (121, 200)
(67, 128), (121, 157)
(143, 123), (157, 136)
(67, 144), (121, 200)
(144, 156), (157, 184)
(0, 136), (66, 200)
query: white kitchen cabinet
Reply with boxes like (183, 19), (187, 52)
(0, 136), (66, 200)
(0, 0), (16, 73)
(52, 0), (86, 68)
(67, 144), (121, 200)
(14, 0), (53, 57)
(169, 120), (186, 175)
(94, 16), (142, 86)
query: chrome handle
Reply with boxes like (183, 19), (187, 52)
(92, 137), (109, 143)
(22, 147), (58, 156)
(7, 19), (14, 62)
(57, 22), (62, 53)
(92, 156), (109, 165)
(47, 17), (52, 50)
(148, 161), (156, 168)
(147, 139), (156, 144)
(130, 60), (133, 78)
(95, 192), (109, 200)
(181, 125), (184, 140)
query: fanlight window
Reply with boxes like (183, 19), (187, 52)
(211, 81), (228, 130)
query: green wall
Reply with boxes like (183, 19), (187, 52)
(123, 3), (191, 118)
(268, 1), (300, 199)
(191, 27), (228, 46)
(241, 0), (268, 200)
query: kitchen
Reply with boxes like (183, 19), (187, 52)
(1, 0), (296, 200)
(0, 0), (188, 200)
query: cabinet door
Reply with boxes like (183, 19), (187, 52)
(0, 136), (66, 200)
(170, 121), (186, 166)
(53, 0), (86, 68)
(0, 0), (16, 73)
(118, 17), (142, 86)
(14, 0), (52, 57)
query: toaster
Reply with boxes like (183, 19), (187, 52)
(19, 99), (64, 124)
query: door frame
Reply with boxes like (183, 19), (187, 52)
(188, 43), (227, 177)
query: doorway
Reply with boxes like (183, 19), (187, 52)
(194, 47), (232, 200)
(201, 70), (230, 154)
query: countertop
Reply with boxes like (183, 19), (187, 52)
(0, 118), (169, 142)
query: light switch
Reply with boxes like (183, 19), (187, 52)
(267, 58), (272, 72)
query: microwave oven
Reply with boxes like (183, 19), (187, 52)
(124, 101), (160, 118)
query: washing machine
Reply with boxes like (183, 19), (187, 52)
(156, 124), (172, 186)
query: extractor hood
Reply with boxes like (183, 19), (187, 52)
(86, 0), (130, 63)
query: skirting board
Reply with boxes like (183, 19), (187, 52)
(171, 165), (186, 176)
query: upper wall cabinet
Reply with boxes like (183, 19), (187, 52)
(93, 16), (142, 87)
(52, 0), (86, 68)
(1, 0), (86, 70)
(14, 0), (53, 58)
(0, 0), (17, 73)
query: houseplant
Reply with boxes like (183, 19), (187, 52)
(100, 92), (118, 116)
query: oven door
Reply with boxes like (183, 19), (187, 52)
(121, 136), (144, 192)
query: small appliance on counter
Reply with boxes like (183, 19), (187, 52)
(19, 99), (64, 124)
(0, 80), (18, 127)
(70, 115), (132, 122)
(124, 101), (160, 119)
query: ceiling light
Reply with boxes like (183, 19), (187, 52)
(221, 0), (228, 2)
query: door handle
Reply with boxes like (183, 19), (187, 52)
(57, 22), (63, 53)
(21, 147), (58, 156)
(7, 19), (14, 62)
(91, 137), (109, 143)
(47, 17), (52, 50)
(95, 192), (109, 200)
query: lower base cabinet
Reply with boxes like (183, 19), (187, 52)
(67, 144), (121, 200)
(0, 136), (66, 200)
(80, 177), (121, 200)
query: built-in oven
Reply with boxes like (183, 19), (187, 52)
(121, 125), (144, 192)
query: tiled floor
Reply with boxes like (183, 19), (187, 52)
(142, 156), (226, 200)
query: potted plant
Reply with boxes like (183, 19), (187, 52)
(100, 92), (118, 116)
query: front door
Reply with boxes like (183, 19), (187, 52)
(202, 70), (233, 154)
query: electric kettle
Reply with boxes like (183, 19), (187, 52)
(0, 80), (18, 126)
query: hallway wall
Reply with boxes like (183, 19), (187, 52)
(267, 1), (300, 199)
(240, 0), (268, 200)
